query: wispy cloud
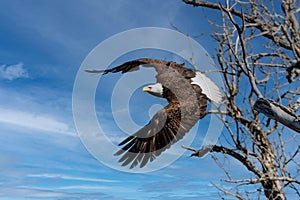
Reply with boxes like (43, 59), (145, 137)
(0, 107), (74, 135)
(0, 187), (68, 199)
(27, 173), (119, 183)
(0, 187), (118, 200)
(0, 63), (28, 80)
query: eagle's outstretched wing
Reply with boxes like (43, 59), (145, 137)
(85, 58), (184, 75)
(85, 58), (221, 103)
(114, 99), (205, 169)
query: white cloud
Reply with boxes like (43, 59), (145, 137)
(0, 107), (74, 136)
(0, 63), (28, 80)
(27, 173), (119, 183)
(0, 187), (68, 198)
(0, 187), (112, 199)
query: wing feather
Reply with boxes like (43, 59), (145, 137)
(115, 101), (202, 168)
(85, 58), (184, 75)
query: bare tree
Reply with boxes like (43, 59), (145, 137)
(181, 0), (300, 199)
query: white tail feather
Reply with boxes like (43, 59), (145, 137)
(191, 71), (222, 103)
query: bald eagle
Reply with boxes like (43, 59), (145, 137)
(86, 58), (221, 169)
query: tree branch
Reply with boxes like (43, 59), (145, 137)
(182, 145), (262, 177)
(182, 0), (298, 53)
(224, 177), (300, 185)
(254, 98), (300, 133)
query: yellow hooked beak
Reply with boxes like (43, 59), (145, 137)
(142, 86), (151, 92)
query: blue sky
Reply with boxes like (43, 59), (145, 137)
(0, 1), (258, 199)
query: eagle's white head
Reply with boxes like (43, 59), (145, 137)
(142, 83), (163, 98)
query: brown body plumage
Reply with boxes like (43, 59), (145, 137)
(86, 58), (216, 169)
